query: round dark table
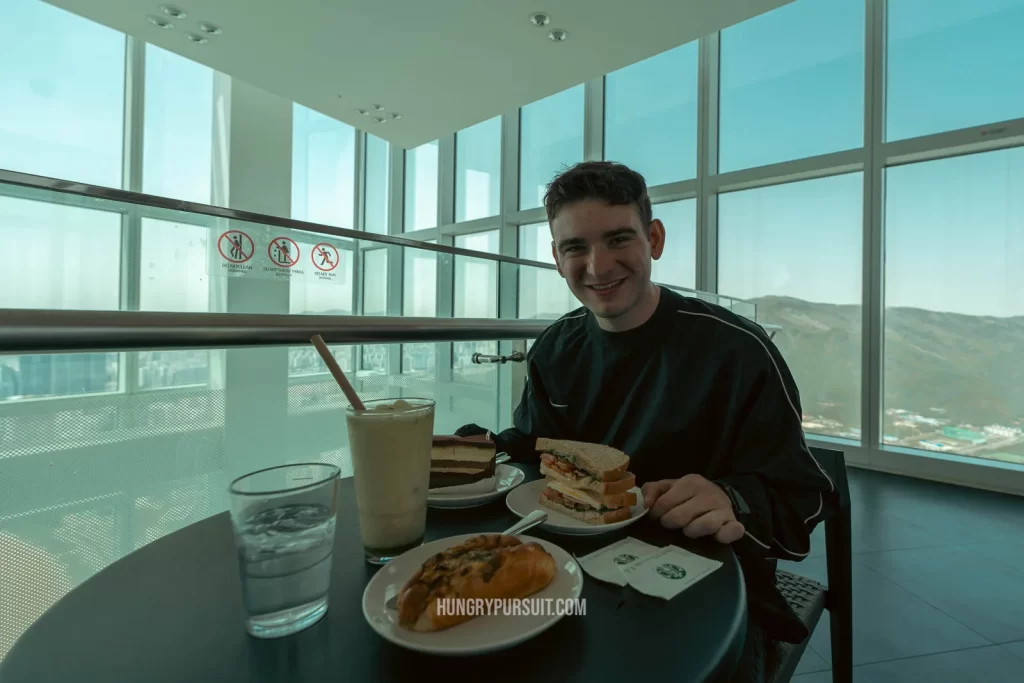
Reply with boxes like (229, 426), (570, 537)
(1, 463), (747, 683)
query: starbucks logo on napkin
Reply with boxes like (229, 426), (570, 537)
(655, 563), (687, 580)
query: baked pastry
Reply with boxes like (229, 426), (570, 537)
(396, 534), (556, 632)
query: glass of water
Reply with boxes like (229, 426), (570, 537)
(229, 463), (340, 639)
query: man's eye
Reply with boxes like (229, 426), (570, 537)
(564, 245), (583, 253)
(610, 236), (630, 245)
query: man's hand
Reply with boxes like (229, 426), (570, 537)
(642, 475), (745, 544)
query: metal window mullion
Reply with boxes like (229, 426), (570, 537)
(120, 36), (145, 400)
(439, 135), (455, 228)
(499, 107), (524, 427)
(862, 0), (887, 457)
(696, 32), (720, 295)
(584, 77), (605, 162)
(385, 145), (405, 375)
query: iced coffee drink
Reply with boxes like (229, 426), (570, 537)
(345, 398), (435, 564)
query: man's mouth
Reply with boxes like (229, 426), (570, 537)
(586, 278), (626, 293)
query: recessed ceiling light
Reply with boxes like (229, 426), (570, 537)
(335, 94), (344, 99)
(160, 5), (186, 19)
(374, 117), (388, 124)
(186, 33), (208, 44)
(372, 104), (385, 111)
(147, 16), (173, 29)
(356, 108), (370, 115)
(390, 113), (402, 120)
(198, 22), (221, 35)
(529, 12), (550, 27)
(548, 28), (568, 42)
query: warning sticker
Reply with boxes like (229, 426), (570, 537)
(217, 230), (255, 271)
(268, 237), (300, 268)
(312, 242), (341, 282)
(208, 227), (344, 283)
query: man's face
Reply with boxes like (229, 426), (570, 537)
(550, 199), (665, 322)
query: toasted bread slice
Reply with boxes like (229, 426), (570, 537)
(535, 438), (629, 482)
(538, 495), (632, 525)
(539, 462), (636, 495)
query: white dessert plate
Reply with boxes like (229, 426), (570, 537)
(362, 533), (584, 656)
(427, 464), (525, 509)
(505, 478), (648, 536)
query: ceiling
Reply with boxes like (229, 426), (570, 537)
(46, 0), (791, 148)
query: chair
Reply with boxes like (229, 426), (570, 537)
(769, 446), (853, 683)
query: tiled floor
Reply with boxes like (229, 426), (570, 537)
(780, 467), (1024, 683)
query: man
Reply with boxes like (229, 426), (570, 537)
(459, 161), (832, 681)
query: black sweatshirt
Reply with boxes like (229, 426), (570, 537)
(492, 286), (834, 643)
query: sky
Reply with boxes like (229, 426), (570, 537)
(1, 0), (1023, 323)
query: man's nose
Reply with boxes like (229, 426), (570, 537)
(586, 246), (615, 277)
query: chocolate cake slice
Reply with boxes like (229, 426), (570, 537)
(430, 435), (496, 488)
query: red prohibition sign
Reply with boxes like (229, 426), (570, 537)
(312, 243), (340, 272)
(268, 236), (300, 268)
(217, 230), (254, 263)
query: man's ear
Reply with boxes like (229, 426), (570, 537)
(648, 219), (666, 260)
(550, 241), (565, 277)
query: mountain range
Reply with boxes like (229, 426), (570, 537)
(753, 296), (1024, 430)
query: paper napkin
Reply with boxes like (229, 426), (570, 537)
(619, 545), (723, 600)
(577, 537), (660, 586)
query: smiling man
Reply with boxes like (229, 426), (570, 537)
(460, 161), (833, 682)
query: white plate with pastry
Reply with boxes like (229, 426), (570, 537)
(505, 439), (648, 536)
(427, 462), (525, 509)
(362, 533), (584, 656)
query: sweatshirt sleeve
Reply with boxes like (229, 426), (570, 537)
(713, 332), (835, 562)
(494, 351), (568, 463)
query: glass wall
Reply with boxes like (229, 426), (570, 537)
(519, 85), (585, 209)
(883, 149), (1024, 461)
(455, 116), (501, 222)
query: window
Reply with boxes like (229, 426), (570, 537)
(519, 85), (585, 210)
(291, 105), (356, 227)
(402, 242), (437, 373)
(143, 45), (214, 204)
(453, 232), (499, 383)
(651, 200), (697, 290)
(718, 174), (863, 439)
(605, 44), (699, 185)
(719, 0), (864, 172)
(887, 0), (1024, 141)
(404, 140), (439, 231)
(884, 149), (1024, 462)
(0, 0), (124, 187)
(361, 248), (388, 372)
(364, 134), (390, 234)
(517, 222), (578, 321)
(456, 116), (502, 222)
(0, 194), (121, 400)
(289, 235), (356, 376)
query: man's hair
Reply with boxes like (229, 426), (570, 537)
(543, 161), (653, 229)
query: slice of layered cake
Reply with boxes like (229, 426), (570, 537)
(429, 433), (497, 491)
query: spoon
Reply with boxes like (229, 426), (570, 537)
(495, 453), (510, 465)
(384, 510), (549, 610)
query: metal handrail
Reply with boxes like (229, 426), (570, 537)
(0, 168), (558, 271)
(0, 310), (557, 354)
(0, 169), (756, 308)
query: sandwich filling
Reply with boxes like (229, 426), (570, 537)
(539, 451), (601, 485)
(541, 480), (628, 513)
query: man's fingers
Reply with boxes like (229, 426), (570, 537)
(641, 479), (675, 510)
(714, 520), (745, 544)
(658, 492), (718, 530)
(649, 475), (703, 518)
(678, 508), (734, 539)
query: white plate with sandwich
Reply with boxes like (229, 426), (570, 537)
(362, 533), (584, 656)
(505, 439), (648, 536)
(428, 462), (525, 509)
